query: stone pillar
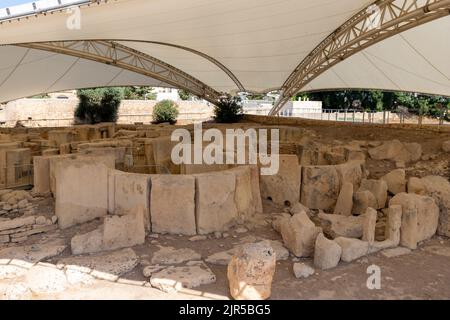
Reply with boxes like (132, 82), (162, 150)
(386, 205), (402, 245)
(362, 207), (377, 244)
(227, 241), (276, 300)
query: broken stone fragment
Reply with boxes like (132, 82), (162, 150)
(293, 263), (315, 278)
(352, 190), (377, 215)
(333, 182), (353, 216)
(381, 169), (406, 195)
(334, 237), (369, 262)
(358, 179), (388, 209)
(102, 207), (146, 251)
(227, 241), (276, 300)
(362, 208), (377, 244)
(318, 212), (364, 239)
(71, 228), (104, 255)
(281, 212), (322, 257)
(271, 213), (291, 233)
(314, 233), (342, 270)
(407, 177), (426, 195)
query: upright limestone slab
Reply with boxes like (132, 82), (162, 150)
(111, 171), (151, 231)
(54, 158), (112, 229)
(150, 175), (196, 236)
(195, 171), (237, 235)
(260, 155), (300, 207)
(301, 165), (340, 210)
(390, 193), (439, 249)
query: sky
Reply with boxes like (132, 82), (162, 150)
(1, 0), (33, 9)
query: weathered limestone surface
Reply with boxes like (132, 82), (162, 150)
(334, 182), (353, 216)
(335, 161), (364, 189)
(108, 171), (151, 230)
(301, 165), (340, 210)
(150, 261), (216, 293)
(386, 205), (402, 245)
(318, 212), (364, 239)
(102, 208), (146, 251)
(407, 177), (426, 195)
(150, 175), (196, 235)
(281, 212), (321, 257)
(335, 237), (369, 262)
(71, 228), (104, 255)
(228, 166), (260, 220)
(421, 176), (450, 238)
(314, 233), (342, 270)
(195, 171), (237, 235)
(58, 248), (139, 279)
(352, 190), (377, 215)
(362, 208), (377, 244)
(54, 157), (114, 229)
(260, 155), (300, 207)
(151, 246), (201, 265)
(381, 169), (406, 195)
(227, 241), (276, 300)
(390, 193), (439, 249)
(358, 179), (388, 209)
(368, 140), (422, 163)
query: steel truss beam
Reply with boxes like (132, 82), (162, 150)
(269, 0), (450, 115)
(17, 40), (222, 104)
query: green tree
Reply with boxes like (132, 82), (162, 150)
(75, 88), (122, 124)
(178, 89), (192, 101)
(213, 95), (243, 123)
(152, 99), (179, 124)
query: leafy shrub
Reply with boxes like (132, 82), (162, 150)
(213, 95), (243, 123)
(152, 99), (179, 124)
(75, 88), (122, 124)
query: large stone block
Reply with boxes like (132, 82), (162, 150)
(334, 182), (353, 216)
(314, 233), (342, 270)
(48, 130), (74, 147)
(358, 179), (388, 209)
(352, 190), (377, 215)
(5, 148), (31, 187)
(260, 155), (300, 207)
(381, 169), (406, 195)
(421, 176), (450, 238)
(195, 171), (237, 234)
(335, 237), (369, 262)
(390, 193), (439, 249)
(227, 241), (276, 300)
(54, 157), (113, 229)
(280, 212), (321, 257)
(301, 165), (340, 210)
(318, 212), (364, 239)
(102, 208), (146, 251)
(109, 171), (151, 230)
(150, 175), (196, 235)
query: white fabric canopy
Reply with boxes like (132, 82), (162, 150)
(0, 0), (449, 103)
